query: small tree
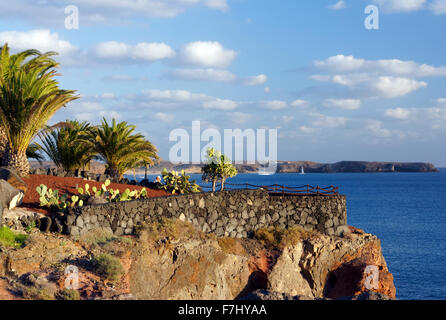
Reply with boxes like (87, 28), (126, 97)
(202, 148), (237, 191)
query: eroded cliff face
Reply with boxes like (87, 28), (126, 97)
(0, 220), (396, 300)
(126, 222), (395, 300)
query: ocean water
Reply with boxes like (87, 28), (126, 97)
(129, 169), (446, 300)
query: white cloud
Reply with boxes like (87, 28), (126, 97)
(94, 41), (175, 62)
(203, 0), (228, 11)
(311, 113), (348, 128)
(311, 55), (438, 98)
(436, 98), (446, 105)
(290, 99), (308, 107)
(299, 126), (318, 134)
(366, 120), (391, 138)
(0, 29), (78, 56)
(101, 93), (116, 99)
(373, 0), (427, 13)
(168, 68), (236, 82)
(430, 0), (446, 14)
(314, 55), (446, 77)
(202, 98), (239, 110)
(141, 89), (239, 110)
(154, 112), (174, 122)
(372, 76), (427, 98)
(314, 55), (366, 73)
(324, 98), (361, 110)
(261, 100), (288, 110)
(143, 89), (208, 102)
(230, 112), (252, 124)
(179, 41), (237, 68)
(244, 74), (268, 86)
(385, 107), (413, 120)
(329, 1), (346, 10)
(102, 75), (145, 82)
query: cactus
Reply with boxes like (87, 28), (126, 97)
(37, 178), (150, 212)
(159, 168), (200, 194)
(36, 184), (70, 212)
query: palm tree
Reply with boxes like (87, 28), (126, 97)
(88, 118), (159, 181)
(0, 44), (79, 176)
(37, 120), (95, 175)
(26, 143), (44, 164)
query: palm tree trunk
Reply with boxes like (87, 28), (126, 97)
(221, 178), (226, 191)
(212, 179), (217, 192)
(2, 148), (30, 177)
(0, 127), (8, 161)
(110, 166), (120, 182)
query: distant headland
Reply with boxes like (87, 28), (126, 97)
(136, 160), (439, 174)
(30, 160), (439, 175)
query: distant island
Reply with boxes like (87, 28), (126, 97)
(147, 160), (439, 174)
(30, 160), (439, 175)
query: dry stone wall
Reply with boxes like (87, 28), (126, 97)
(65, 189), (347, 238)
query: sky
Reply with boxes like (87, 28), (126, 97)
(1, 0), (446, 166)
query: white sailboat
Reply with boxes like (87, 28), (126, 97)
(300, 166), (305, 175)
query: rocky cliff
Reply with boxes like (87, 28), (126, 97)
(0, 219), (396, 300)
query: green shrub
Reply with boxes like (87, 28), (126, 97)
(137, 217), (203, 242)
(0, 226), (27, 248)
(217, 237), (247, 256)
(254, 226), (316, 249)
(22, 286), (55, 300)
(57, 289), (81, 300)
(92, 253), (124, 282)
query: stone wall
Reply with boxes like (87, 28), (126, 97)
(65, 189), (347, 238)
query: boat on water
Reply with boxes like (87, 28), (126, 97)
(300, 167), (305, 175)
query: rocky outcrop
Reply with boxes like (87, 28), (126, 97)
(127, 222), (395, 300)
(0, 168), (27, 193)
(129, 238), (251, 300)
(0, 219), (396, 300)
(1, 208), (44, 231)
(0, 178), (26, 226)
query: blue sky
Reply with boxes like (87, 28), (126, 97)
(1, 0), (446, 166)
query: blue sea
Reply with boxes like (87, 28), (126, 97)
(128, 169), (446, 300)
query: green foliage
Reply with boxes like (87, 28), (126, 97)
(159, 168), (200, 194)
(0, 43), (79, 176)
(202, 148), (238, 191)
(254, 226), (316, 249)
(77, 179), (149, 203)
(22, 286), (55, 300)
(57, 289), (81, 300)
(217, 237), (247, 256)
(137, 217), (204, 242)
(25, 221), (37, 233)
(26, 143), (44, 163)
(36, 184), (83, 212)
(92, 253), (124, 282)
(86, 118), (159, 181)
(0, 226), (27, 247)
(36, 120), (95, 174)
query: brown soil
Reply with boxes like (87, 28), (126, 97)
(20, 174), (171, 214)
